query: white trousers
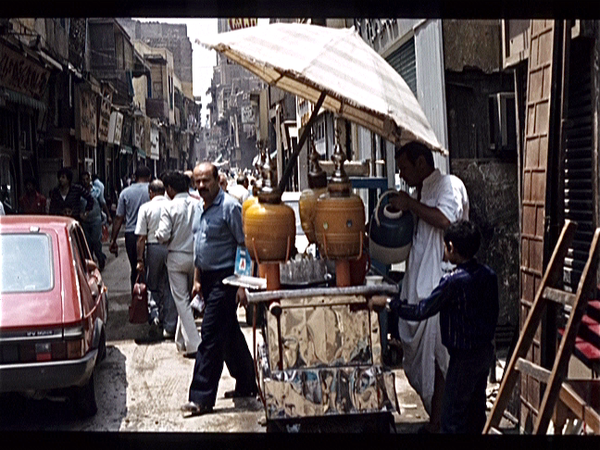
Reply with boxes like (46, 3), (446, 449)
(166, 251), (201, 354)
(398, 313), (449, 415)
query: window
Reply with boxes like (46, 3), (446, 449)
(386, 38), (417, 98)
(0, 233), (54, 292)
(70, 224), (92, 270)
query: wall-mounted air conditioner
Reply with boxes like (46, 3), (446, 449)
(489, 92), (517, 152)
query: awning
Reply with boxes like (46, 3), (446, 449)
(0, 87), (46, 111)
(137, 148), (146, 159)
(37, 50), (63, 72)
(120, 145), (133, 155)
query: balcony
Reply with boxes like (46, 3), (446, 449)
(146, 98), (169, 121)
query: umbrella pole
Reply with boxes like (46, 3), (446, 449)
(277, 92), (326, 192)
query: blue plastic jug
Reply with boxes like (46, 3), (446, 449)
(368, 190), (414, 265)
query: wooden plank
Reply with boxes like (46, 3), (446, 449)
(516, 357), (551, 383)
(542, 287), (576, 306)
(559, 382), (600, 433)
(519, 19), (558, 428)
(484, 220), (578, 433)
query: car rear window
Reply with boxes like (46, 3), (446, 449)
(0, 233), (54, 293)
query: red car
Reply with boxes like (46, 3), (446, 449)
(0, 215), (108, 417)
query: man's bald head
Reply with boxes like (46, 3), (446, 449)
(148, 179), (165, 199)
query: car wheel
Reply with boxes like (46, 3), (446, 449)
(71, 373), (98, 418)
(97, 330), (107, 364)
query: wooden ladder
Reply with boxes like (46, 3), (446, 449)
(484, 220), (600, 434)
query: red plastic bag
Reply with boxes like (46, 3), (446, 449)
(101, 224), (109, 243)
(129, 275), (148, 324)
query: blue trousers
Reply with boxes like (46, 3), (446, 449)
(441, 344), (493, 434)
(82, 220), (106, 267)
(188, 267), (257, 407)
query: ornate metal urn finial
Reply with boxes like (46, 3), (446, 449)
(258, 144), (281, 203)
(307, 131), (327, 189)
(328, 118), (350, 196)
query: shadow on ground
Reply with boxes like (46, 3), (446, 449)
(0, 346), (128, 431)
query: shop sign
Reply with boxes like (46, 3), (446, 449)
(97, 85), (113, 142)
(353, 19), (398, 46)
(297, 98), (314, 128)
(0, 41), (50, 100)
(108, 111), (123, 145)
(227, 18), (258, 31)
(241, 105), (255, 124)
(121, 115), (133, 147)
(75, 86), (97, 147)
(134, 115), (145, 149)
(143, 116), (151, 154)
(150, 126), (159, 160)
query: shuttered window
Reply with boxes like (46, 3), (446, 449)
(563, 38), (594, 292)
(385, 38), (417, 98)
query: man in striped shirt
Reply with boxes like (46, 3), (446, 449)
(389, 220), (498, 433)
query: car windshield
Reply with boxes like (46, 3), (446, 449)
(0, 233), (54, 293)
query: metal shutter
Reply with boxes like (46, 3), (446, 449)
(563, 38), (594, 292)
(385, 38), (417, 98)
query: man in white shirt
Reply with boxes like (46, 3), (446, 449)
(92, 174), (105, 203)
(184, 170), (200, 199)
(227, 173), (250, 204)
(155, 171), (201, 357)
(389, 141), (469, 433)
(135, 179), (178, 340)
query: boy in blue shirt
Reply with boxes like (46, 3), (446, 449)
(375, 220), (498, 433)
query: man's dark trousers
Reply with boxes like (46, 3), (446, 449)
(125, 232), (138, 290)
(188, 267), (257, 407)
(441, 344), (493, 434)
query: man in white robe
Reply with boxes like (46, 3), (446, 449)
(389, 141), (469, 433)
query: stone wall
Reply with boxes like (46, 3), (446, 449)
(452, 159), (520, 328)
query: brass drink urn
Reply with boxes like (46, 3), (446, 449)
(314, 144), (365, 287)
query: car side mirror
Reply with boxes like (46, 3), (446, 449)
(86, 259), (98, 273)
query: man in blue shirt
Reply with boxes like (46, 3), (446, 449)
(80, 171), (112, 271)
(181, 162), (257, 417)
(110, 166), (151, 290)
(375, 220), (498, 433)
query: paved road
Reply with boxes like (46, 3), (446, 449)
(0, 236), (432, 433)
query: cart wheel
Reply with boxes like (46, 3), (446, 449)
(266, 419), (287, 433)
(245, 303), (265, 327)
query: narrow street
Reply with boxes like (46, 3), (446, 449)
(0, 234), (440, 433)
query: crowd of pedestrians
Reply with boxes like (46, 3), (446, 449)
(0, 169), (113, 273)
(1, 164), (256, 399)
(1, 149), (498, 432)
(101, 163), (257, 417)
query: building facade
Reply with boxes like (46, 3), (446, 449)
(0, 18), (201, 216)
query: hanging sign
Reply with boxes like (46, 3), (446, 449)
(97, 85), (113, 142)
(108, 111), (123, 145)
(150, 125), (159, 160)
(241, 105), (255, 124)
(75, 86), (98, 147)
